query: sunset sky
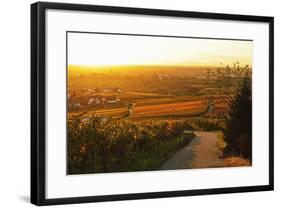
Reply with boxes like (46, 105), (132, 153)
(68, 32), (253, 67)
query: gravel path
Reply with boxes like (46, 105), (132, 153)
(160, 131), (224, 170)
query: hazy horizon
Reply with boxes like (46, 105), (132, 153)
(67, 32), (253, 67)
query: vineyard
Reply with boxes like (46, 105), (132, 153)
(132, 100), (208, 118)
(69, 98), (211, 120)
(67, 63), (251, 174)
(68, 115), (196, 174)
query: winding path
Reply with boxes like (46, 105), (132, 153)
(160, 131), (224, 170)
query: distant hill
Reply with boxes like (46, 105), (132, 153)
(68, 65), (212, 77)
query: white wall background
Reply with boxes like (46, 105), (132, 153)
(0, 0), (279, 207)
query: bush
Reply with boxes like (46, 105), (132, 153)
(222, 77), (252, 160)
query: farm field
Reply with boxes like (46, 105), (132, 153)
(67, 65), (231, 120)
(66, 65), (240, 174)
(68, 96), (211, 119)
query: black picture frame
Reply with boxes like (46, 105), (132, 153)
(31, 2), (274, 206)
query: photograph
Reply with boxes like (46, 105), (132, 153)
(30, 2), (273, 205)
(67, 32), (253, 174)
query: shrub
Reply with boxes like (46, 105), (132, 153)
(222, 76), (252, 160)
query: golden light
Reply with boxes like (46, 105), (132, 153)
(68, 33), (252, 68)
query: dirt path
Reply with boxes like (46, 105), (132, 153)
(160, 131), (224, 170)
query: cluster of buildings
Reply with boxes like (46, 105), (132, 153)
(68, 87), (122, 111)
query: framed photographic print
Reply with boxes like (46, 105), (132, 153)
(31, 2), (274, 206)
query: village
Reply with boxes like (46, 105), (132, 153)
(68, 87), (123, 111)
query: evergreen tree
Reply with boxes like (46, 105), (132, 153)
(223, 76), (252, 159)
